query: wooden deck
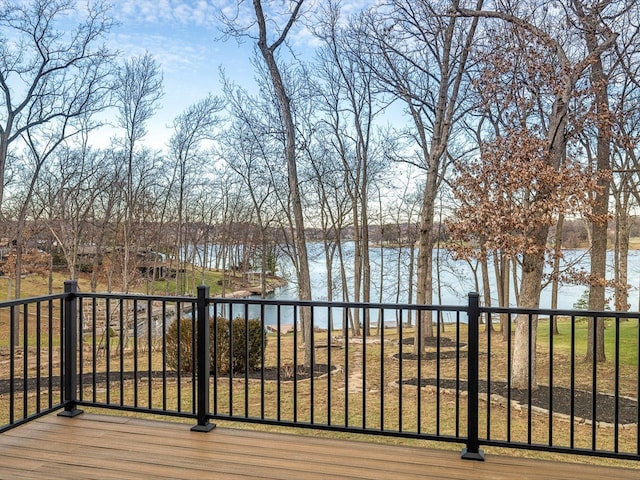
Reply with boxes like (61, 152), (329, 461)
(0, 414), (637, 479)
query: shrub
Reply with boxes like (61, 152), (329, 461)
(166, 318), (197, 373)
(215, 316), (266, 374)
(166, 316), (266, 375)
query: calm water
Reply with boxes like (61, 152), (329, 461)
(196, 243), (640, 329)
(271, 244), (640, 311)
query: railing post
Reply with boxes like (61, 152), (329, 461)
(58, 280), (83, 418)
(192, 285), (215, 432)
(462, 292), (485, 460)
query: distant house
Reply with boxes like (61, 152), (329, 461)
(136, 248), (168, 279)
(75, 246), (169, 279)
(76, 245), (100, 266)
(0, 238), (11, 263)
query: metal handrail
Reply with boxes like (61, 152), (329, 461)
(0, 282), (638, 463)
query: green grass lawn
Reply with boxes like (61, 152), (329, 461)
(537, 317), (639, 367)
(145, 268), (226, 296)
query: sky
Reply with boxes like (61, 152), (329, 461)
(98, 0), (260, 149)
(98, 0), (382, 149)
(98, 0), (363, 150)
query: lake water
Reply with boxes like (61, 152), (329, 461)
(195, 243), (640, 329)
(269, 243), (640, 311)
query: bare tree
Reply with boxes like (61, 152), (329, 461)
(313, 2), (389, 336)
(169, 95), (224, 294)
(221, 0), (313, 365)
(219, 81), (282, 297)
(611, 52), (640, 312)
(34, 134), (109, 281)
(113, 52), (163, 292)
(255, 0), (313, 366)
(357, 0), (483, 355)
(571, 0), (620, 363)
(0, 0), (114, 216)
(88, 148), (123, 292)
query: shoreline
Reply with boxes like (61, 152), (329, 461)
(221, 275), (288, 299)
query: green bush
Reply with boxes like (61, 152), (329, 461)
(166, 316), (266, 375)
(215, 316), (266, 374)
(166, 318), (197, 373)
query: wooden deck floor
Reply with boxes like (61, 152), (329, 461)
(0, 413), (637, 479)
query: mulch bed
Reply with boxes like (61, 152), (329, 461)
(393, 351), (468, 361)
(401, 337), (465, 348)
(6, 367), (635, 425)
(402, 378), (638, 425)
(244, 363), (334, 381)
(394, 337), (471, 360)
(0, 364), (335, 395)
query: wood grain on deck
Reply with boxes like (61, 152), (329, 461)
(0, 413), (637, 479)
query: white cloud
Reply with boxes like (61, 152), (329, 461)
(112, 31), (207, 73)
(340, 0), (379, 15)
(112, 0), (221, 28)
(88, 0), (381, 150)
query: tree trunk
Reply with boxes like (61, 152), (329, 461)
(254, 0), (312, 366)
(481, 254), (494, 332)
(493, 251), (508, 339)
(551, 215), (564, 335)
(415, 178), (435, 354)
(584, 28), (610, 364)
(353, 199), (362, 335)
(48, 236), (54, 294)
(511, 240), (546, 390)
(501, 255), (510, 341)
(337, 237), (359, 337)
(407, 242), (416, 328)
(614, 203), (630, 311)
(361, 185), (371, 337)
(0, 130), (9, 217)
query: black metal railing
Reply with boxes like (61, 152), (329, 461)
(0, 281), (639, 463)
(0, 291), (66, 432)
(478, 304), (640, 461)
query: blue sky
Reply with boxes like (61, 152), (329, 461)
(102, 0), (359, 150)
(100, 0), (379, 149)
(102, 0), (258, 149)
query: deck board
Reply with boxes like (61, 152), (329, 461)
(0, 414), (637, 479)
